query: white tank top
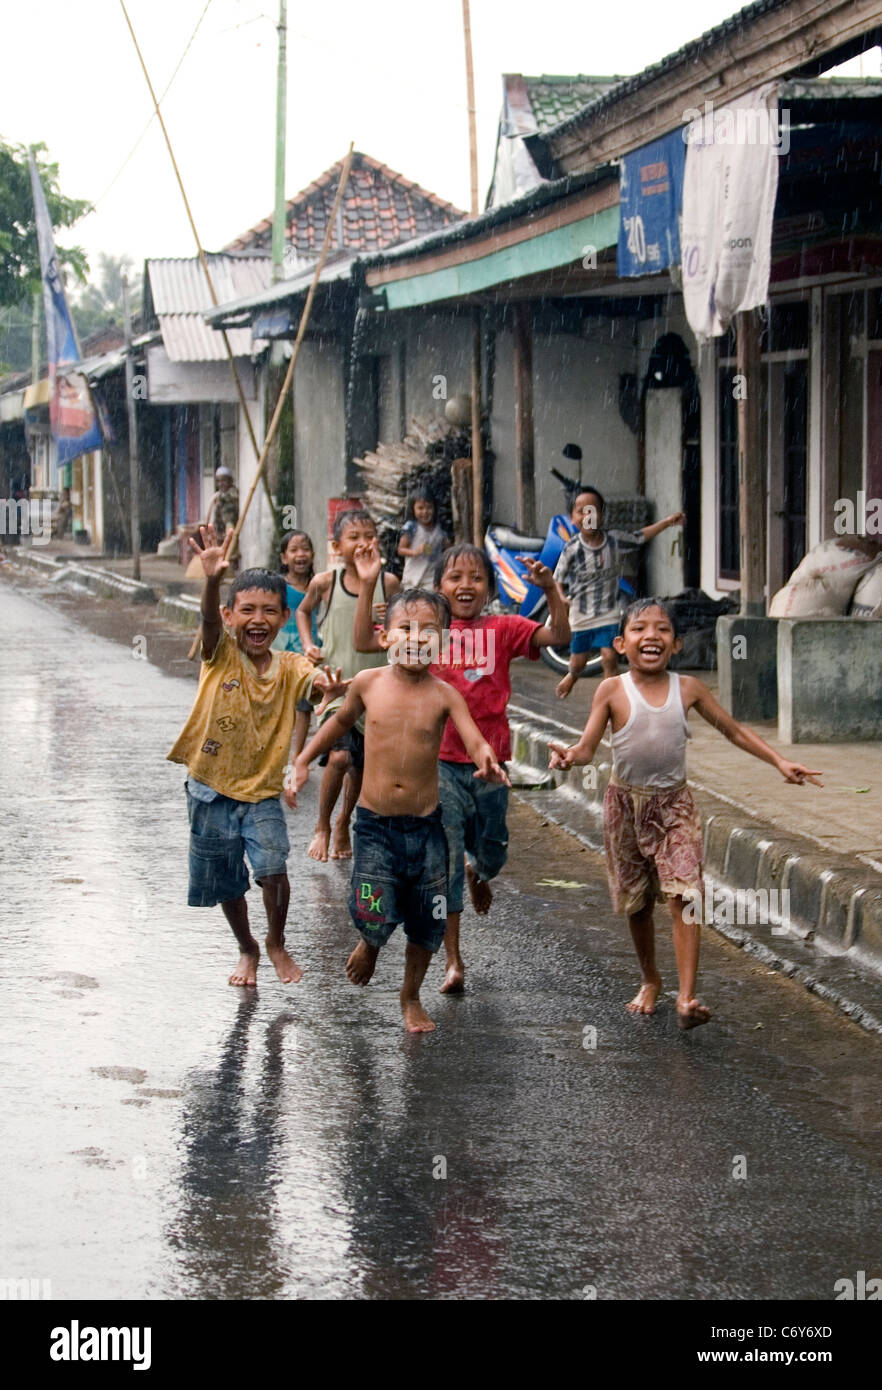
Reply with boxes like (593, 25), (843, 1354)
(610, 671), (690, 789)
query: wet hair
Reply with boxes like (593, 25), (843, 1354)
(386, 587), (451, 630)
(406, 489), (437, 522)
(572, 485), (605, 515)
(332, 507), (375, 542)
(228, 568), (288, 608)
(618, 597), (679, 637)
(279, 529), (314, 583)
(434, 542), (496, 597)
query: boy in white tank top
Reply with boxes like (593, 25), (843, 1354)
(549, 599), (822, 1030)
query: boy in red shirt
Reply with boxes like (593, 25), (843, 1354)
(354, 541), (570, 993)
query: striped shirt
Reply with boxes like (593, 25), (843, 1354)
(554, 530), (644, 630)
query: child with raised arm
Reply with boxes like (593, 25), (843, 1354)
(292, 588), (508, 1034)
(167, 525), (347, 989)
(355, 540), (569, 995)
(295, 508), (400, 863)
(549, 598), (822, 1029)
(554, 486), (685, 698)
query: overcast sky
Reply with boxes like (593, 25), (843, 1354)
(2, 0), (873, 279)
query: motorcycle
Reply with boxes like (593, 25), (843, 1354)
(484, 468), (634, 678)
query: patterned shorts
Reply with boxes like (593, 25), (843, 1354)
(603, 776), (703, 917)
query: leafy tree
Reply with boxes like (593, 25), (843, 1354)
(0, 138), (89, 310)
(71, 252), (141, 343)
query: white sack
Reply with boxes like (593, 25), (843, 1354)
(849, 559), (882, 617)
(770, 538), (879, 617)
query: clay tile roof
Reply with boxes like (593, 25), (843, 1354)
(224, 151), (465, 256)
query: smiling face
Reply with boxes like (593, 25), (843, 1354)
(334, 519), (377, 567)
(413, 497), (435, 526)
(382, 599), (444, 673)
(222, 588), (289, 659)
(614, 604), (680, 673)
(437, 553), (489, 621)
(571, 491), (602, 536)
(281, 533), (313, 581)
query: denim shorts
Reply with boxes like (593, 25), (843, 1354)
(348, 805), (448, 952)
(438, 760), (509, 914)
(570, 623), (619, 654)
(318, 723), (364, 771)
(185, 781), (290, 907)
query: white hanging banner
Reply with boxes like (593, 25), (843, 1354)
(681, 85), (781, 344)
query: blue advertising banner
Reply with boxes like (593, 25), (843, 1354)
(617, 130), (687, 278)
(28, 153), (102, 466)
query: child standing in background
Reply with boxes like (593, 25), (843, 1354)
(398, 491), (448, 589)
(274, 529), (319, 759)
(554, 487), (685, 698)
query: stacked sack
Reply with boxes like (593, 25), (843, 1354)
(770, 538), (882, 617)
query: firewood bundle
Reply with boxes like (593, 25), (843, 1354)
(354, 415), (471, 573)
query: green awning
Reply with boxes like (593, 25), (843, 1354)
(378, 206), (619, 310)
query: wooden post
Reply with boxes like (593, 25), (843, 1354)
(736, 308), (765, 615)
(513, 301), (535, 534)
(471, 308), (484, 546)
(122, 271), (141, 581)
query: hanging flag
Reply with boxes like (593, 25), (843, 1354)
(617, 130), (686, 278)
(681, 86), (780, 343)
(28, 152), (102, 465)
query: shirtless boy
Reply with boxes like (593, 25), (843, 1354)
(295, 509), (400, 862)
(549, 599), (821, 1029)
(292, 589), (508, 1033)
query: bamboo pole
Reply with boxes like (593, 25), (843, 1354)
(119, 1), (275, 519)
(461, 0), (480, 217)
(736, 308), (765, 615)
(471, 308), (484, 546)
(186, 145), (355, 658)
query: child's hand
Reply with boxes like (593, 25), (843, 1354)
(778, 760), (823, 787)
(304, 642), (323, 664)
(668, 511), (686, 527)
(548, 741), (576, 771)
(188, 524), (229, 579)
(473, 750), (511, 786)
(354, 541), (383, 584)
(518, 555), (555, 590)
(289, 756), (310, 804)
(312, 666), (350, 716)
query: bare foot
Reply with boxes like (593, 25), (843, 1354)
(346, 939), (379, 985)
(330, 824), (352, 859)
(556, 673), (575, 699)
(626, 975), (662, 1015)
(307, 826), (330, 862)
(266, 941), (304, 984)
(677, 997), (712, 1030)
(229, 948), (259, 987)
(402, 998), (436, 1033)
(466, 863), (492, 916)
(439, 958), (465, 994)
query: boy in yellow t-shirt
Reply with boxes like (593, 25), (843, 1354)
(167, 525), (347, 988)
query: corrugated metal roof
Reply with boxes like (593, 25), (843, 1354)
(147, 255), (272, 361)
(204, 250), (358, 326)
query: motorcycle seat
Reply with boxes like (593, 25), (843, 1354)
(491, 526), (544, 552)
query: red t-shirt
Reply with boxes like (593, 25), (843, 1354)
(432, 614), (540, 764)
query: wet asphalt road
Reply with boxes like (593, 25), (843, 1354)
(2, 580), (882, 1301)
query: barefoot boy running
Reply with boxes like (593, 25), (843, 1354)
(549, 599), (821, 1029)
(293, 588), (508, 1033)
(167, 526), (346, 988)
(295, 508), (400, 863)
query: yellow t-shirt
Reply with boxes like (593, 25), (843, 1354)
(167, 629), (314, 802)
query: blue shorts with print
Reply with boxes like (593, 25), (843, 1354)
(570, 623), (619, 654)
(348, 805), (448, 953)
(438, 760), (509, 915)
(185, 779), (290, 907)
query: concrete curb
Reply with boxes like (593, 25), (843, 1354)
(157, 594), (201, 628)
(11, 547), (156, 603)
(508, 704), (882, 1031)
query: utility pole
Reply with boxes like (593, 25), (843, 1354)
(122, 271), (141, 581)
(272, 0), (288, 282)
(461, 0), (479, 217)
(461, 0), (483, 542)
